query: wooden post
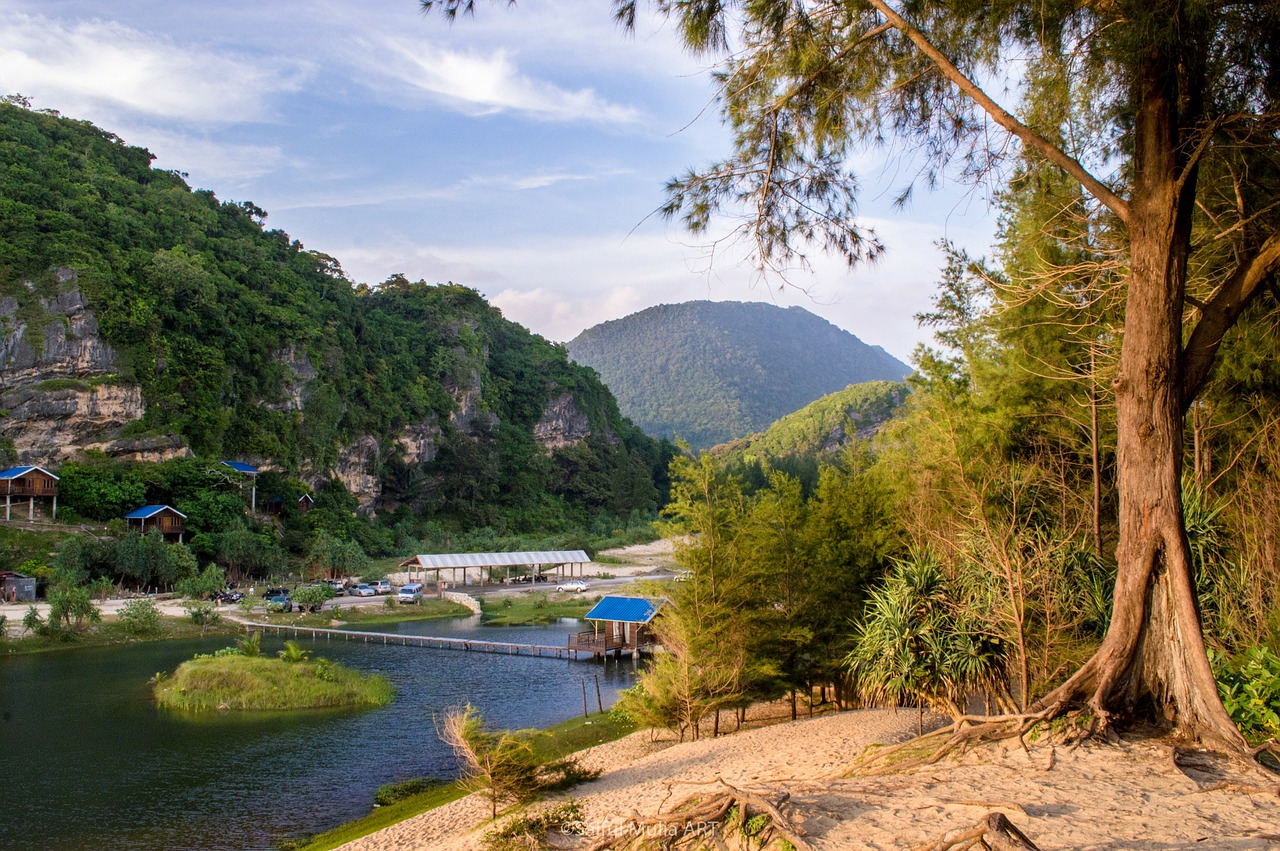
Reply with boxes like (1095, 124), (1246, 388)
(581, 679), (589, 718)
(594, 675), (603, 713)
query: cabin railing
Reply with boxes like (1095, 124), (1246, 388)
(3, 481), (58, 497)
(568, 631), (626, 652)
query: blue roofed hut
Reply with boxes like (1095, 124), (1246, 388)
(570, 595), (664, 658)
(220, 461), (259, 511)
(124, 505), (187, 542)
(0, 465), (59, 522)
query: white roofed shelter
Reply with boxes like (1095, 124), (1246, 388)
(397, 550), (592, 586)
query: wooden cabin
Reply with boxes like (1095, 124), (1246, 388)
(124, 505), (188, 542)
(570, 595), (664, 658)
(0, 465), (60, 522)
(297, 493), (314, 515)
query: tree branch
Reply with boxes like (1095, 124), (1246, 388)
(863, 0), (1131, 225)
(1181, 228), (1280, 408)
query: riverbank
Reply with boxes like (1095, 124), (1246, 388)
(334, 704), (1280, 850)
(294, 711), (639, 851)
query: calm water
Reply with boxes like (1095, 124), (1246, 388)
(0, 616), (638, 851)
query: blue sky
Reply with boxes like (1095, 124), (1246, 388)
(1, 0), (997, 362)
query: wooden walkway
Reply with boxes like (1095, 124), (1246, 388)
(248, 621), (591, 659)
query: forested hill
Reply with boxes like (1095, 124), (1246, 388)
(566, 301), (911, 449)
(0, 103), (672, 526)
(713, 380), (909, 463)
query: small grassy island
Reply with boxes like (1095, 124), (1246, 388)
(154, 637), (394, 712)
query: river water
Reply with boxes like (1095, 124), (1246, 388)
(0, 616), (639, 850)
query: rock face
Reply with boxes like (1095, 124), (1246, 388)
(0, 271), (170, 465)
(534, 392), (594, 450)
(395, 422), (442, 467)
(266, 345), (317, 412)
(331, 436), (383, 513)
(1, 284), (119, 385)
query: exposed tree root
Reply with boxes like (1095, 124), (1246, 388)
(583, 779), (813, 851)
(912, 812), (1042, 851)
(839, 706), (1066, 778)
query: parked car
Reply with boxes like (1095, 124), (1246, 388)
(371, 579), (393, 595)
(398, 583), (424, 605)
(327, 580), (346, 596)
(266, 590), (293, 612)
(556, 580), (589, 593)
(349, 583), (376, 597)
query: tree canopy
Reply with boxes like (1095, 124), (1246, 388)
(423, 0), (1280, 750)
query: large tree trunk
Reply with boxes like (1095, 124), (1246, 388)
(1039, 62), (1247, 749)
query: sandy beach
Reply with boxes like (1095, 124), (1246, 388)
(335, 702), (1280, 850)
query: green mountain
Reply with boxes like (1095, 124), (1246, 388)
(0, 102), (672, 527)
(713, 380), (910, 462)
(566, 301), (911, 449)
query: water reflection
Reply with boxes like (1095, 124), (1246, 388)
(0, 616), (638, 851)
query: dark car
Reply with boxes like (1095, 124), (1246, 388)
(263, 587), (293, 612)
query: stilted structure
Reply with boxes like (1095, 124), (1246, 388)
(0, 465), (60, 522)
(220, 460), (260, 511)
(124, 505), (188, 543)
(570, 595), (664, 658)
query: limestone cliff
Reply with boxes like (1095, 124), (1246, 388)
(0, 271), (165, 465)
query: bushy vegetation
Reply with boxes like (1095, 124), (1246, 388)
(713, 380), (909, 493)
(0, 101), (673, 539)
(620, 234), (1280, 745)
(567, 301), (910, 449)
(478, 593), (599, 626)
(439, 705), (598, 819)
(154, 646), (394, 711)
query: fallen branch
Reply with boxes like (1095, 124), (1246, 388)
(913, 812), (1042, 851)
(584, 779), (814, 851)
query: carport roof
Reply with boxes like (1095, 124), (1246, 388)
(398, 550), (591, 570)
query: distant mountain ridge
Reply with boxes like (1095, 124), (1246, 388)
(566, 301), (911, 449)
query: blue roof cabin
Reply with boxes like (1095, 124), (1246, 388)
(570, 595), (664, 658)
(124, 505), (188, 543)
(0, 465), (60, 522)
(220, 461), (259, 511)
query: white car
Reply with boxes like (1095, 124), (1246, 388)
(349, 583), (376, 597)
(556, 580), (589, 593)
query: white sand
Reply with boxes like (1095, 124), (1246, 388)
(336, 706), (1280, 851)
(332, 701), (1280, 844)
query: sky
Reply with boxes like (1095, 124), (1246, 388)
(0, 0), (1000, 363)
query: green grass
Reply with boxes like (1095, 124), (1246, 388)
(478, 592), (599, 626)
(2, 614), (241, 656)
(291, 710), (637, 851)
(288, 782), (470, 851)
(154, 653), (394, 711)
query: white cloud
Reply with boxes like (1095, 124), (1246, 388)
(0, 11), (309, 123)
(364, 36), (641, 124)
(324, 223), (957, 362)
(131, 129), (293, 191)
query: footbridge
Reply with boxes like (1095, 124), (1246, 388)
(247, 621), (592, 660)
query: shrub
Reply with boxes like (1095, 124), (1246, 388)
(374, 777), (441, 806)
(278, 639), (311, 663)
(183, 602), (221, 633)
(237, 631), (262, 656)
(1212, 646), (1280, 745)
(118, 598), (163, 637)
(483, 800), (584, 851)
(440, 705), (598, 819)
